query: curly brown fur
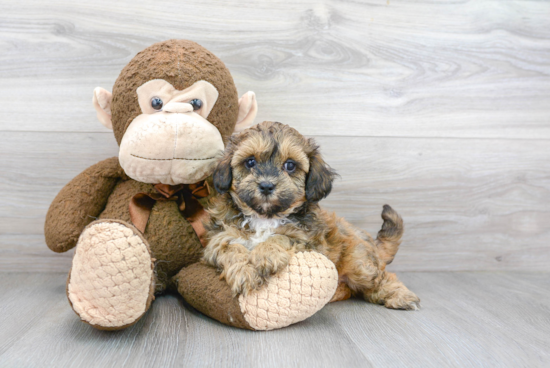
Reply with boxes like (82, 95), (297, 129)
(203, 121), (420, 310)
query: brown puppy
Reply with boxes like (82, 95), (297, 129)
(203, 121), (420, 310)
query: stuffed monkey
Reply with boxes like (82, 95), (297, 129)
(45, 40), (339, 331)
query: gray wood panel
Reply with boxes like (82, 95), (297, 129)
(1, 132), (549, 272)
(0, 272), (548, 367)
(1, 0), (549, 139)
(1, 0), (549, 273)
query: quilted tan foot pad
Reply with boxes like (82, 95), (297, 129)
(67, 220), (155, 330)
(238, 252), (338, 331)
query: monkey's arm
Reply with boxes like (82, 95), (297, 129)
(44, 157), (124, 253)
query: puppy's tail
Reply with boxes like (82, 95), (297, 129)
(375, 205), (404, 267)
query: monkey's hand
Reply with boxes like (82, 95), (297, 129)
(44, 157), (124, 253)
(249, 235), (293, 280)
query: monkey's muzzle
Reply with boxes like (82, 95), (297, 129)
(119, 111), (224, 185)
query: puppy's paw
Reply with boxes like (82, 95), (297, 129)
(384, 289), (421, 311)
(249, 246), (291, 279)
(224, 262), (263, 297)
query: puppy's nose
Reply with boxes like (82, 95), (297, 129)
(258, 181), (276, 195)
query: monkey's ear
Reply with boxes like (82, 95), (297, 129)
(234, 91), (258, 133)
(305, 148), (337, 203)
(93, 87), (113, 130)
(212, 151), (233, 194)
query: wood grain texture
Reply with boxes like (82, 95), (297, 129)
(1, 132), (549, 272)
(0, 272), (548, 367)
(1, 0), (550, 138)
(0, 132), (550, 271)
(1, 0), (549, 273)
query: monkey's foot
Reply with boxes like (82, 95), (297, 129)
(67, 220), (155, 330)
(176, 252), (339, 331)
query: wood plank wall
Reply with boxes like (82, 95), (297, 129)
(1, 0), (549, 272)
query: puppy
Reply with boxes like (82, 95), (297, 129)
(203, 121), (420, 310)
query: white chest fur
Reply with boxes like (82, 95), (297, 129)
(232, 217), (290, 250)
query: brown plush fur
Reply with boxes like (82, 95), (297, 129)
(173, 263), (253, 330)
(45, 40), (238, 292)
(203, 122), (420, 310)
(111, 40), (239, 145)
(45, 157), (124, 253)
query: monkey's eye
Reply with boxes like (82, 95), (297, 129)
(283, 160), (297, 173)
(244, 157), (256, 169)
(190, 99), (202, 111)
(151, 97), (163, 110)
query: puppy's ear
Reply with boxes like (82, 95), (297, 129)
(213, 148), (233, 194)
(306, 147), (337, 203)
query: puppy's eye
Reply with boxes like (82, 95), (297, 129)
(190, 99), (202, 111)
(151, 97), (163, 110)
(244, 157), (256, 169)
(283, 160), (297, 173)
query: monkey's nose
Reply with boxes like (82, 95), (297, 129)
(162, 102), (193, 113)
(258, 181), (276, 195)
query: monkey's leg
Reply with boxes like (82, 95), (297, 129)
(174, 252), (339, 331)
(67, 220), (155, 330)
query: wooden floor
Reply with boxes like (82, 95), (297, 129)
(0, 272), (548, 368)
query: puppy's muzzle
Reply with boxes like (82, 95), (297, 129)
(258, 181), (276, 195)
